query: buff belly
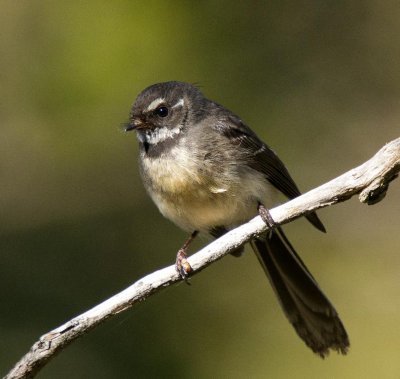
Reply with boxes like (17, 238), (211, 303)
(140, 145), (279, 233)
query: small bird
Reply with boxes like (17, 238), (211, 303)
(126, 81), (349, 357)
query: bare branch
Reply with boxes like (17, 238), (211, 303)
(4, 137), (400, 379)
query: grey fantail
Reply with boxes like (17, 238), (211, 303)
(126, 81), (349, 357)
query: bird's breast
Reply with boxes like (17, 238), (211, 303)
(139, 139), (279, 232)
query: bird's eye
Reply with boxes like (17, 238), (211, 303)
(154, 106), (169, 118)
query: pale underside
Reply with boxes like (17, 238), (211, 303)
(140, 135), (281, 233)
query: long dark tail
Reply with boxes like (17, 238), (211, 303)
(251, 227), (349, 357)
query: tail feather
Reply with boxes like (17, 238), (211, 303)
(251, 228), (349, 357)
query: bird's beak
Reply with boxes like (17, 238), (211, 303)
(125, 117), (144, 132)
(125, 123), (136, 132)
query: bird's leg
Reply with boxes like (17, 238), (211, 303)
(176, 230), (198, 280)
(257, 203), (276, 238)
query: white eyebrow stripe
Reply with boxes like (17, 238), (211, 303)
(146, 97), (165, 111)
(172, 98), (185, 108)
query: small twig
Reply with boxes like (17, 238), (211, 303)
(4, 137), (400, 379)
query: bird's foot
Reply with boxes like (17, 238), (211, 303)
(175, 249), (192, 281)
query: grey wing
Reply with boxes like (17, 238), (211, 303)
(212, 114), (301, 200)
(212, 114), (326, 232)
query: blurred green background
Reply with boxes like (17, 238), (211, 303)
(1, 1), (400, 378)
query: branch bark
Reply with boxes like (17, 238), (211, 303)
(4, 137), (400, 379)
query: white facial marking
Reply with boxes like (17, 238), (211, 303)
(138, 126), (181, 145)
(172, 98), (185, 109)
(146, 97), (165, 111)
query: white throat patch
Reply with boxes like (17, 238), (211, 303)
(138, 125), (181, 145)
